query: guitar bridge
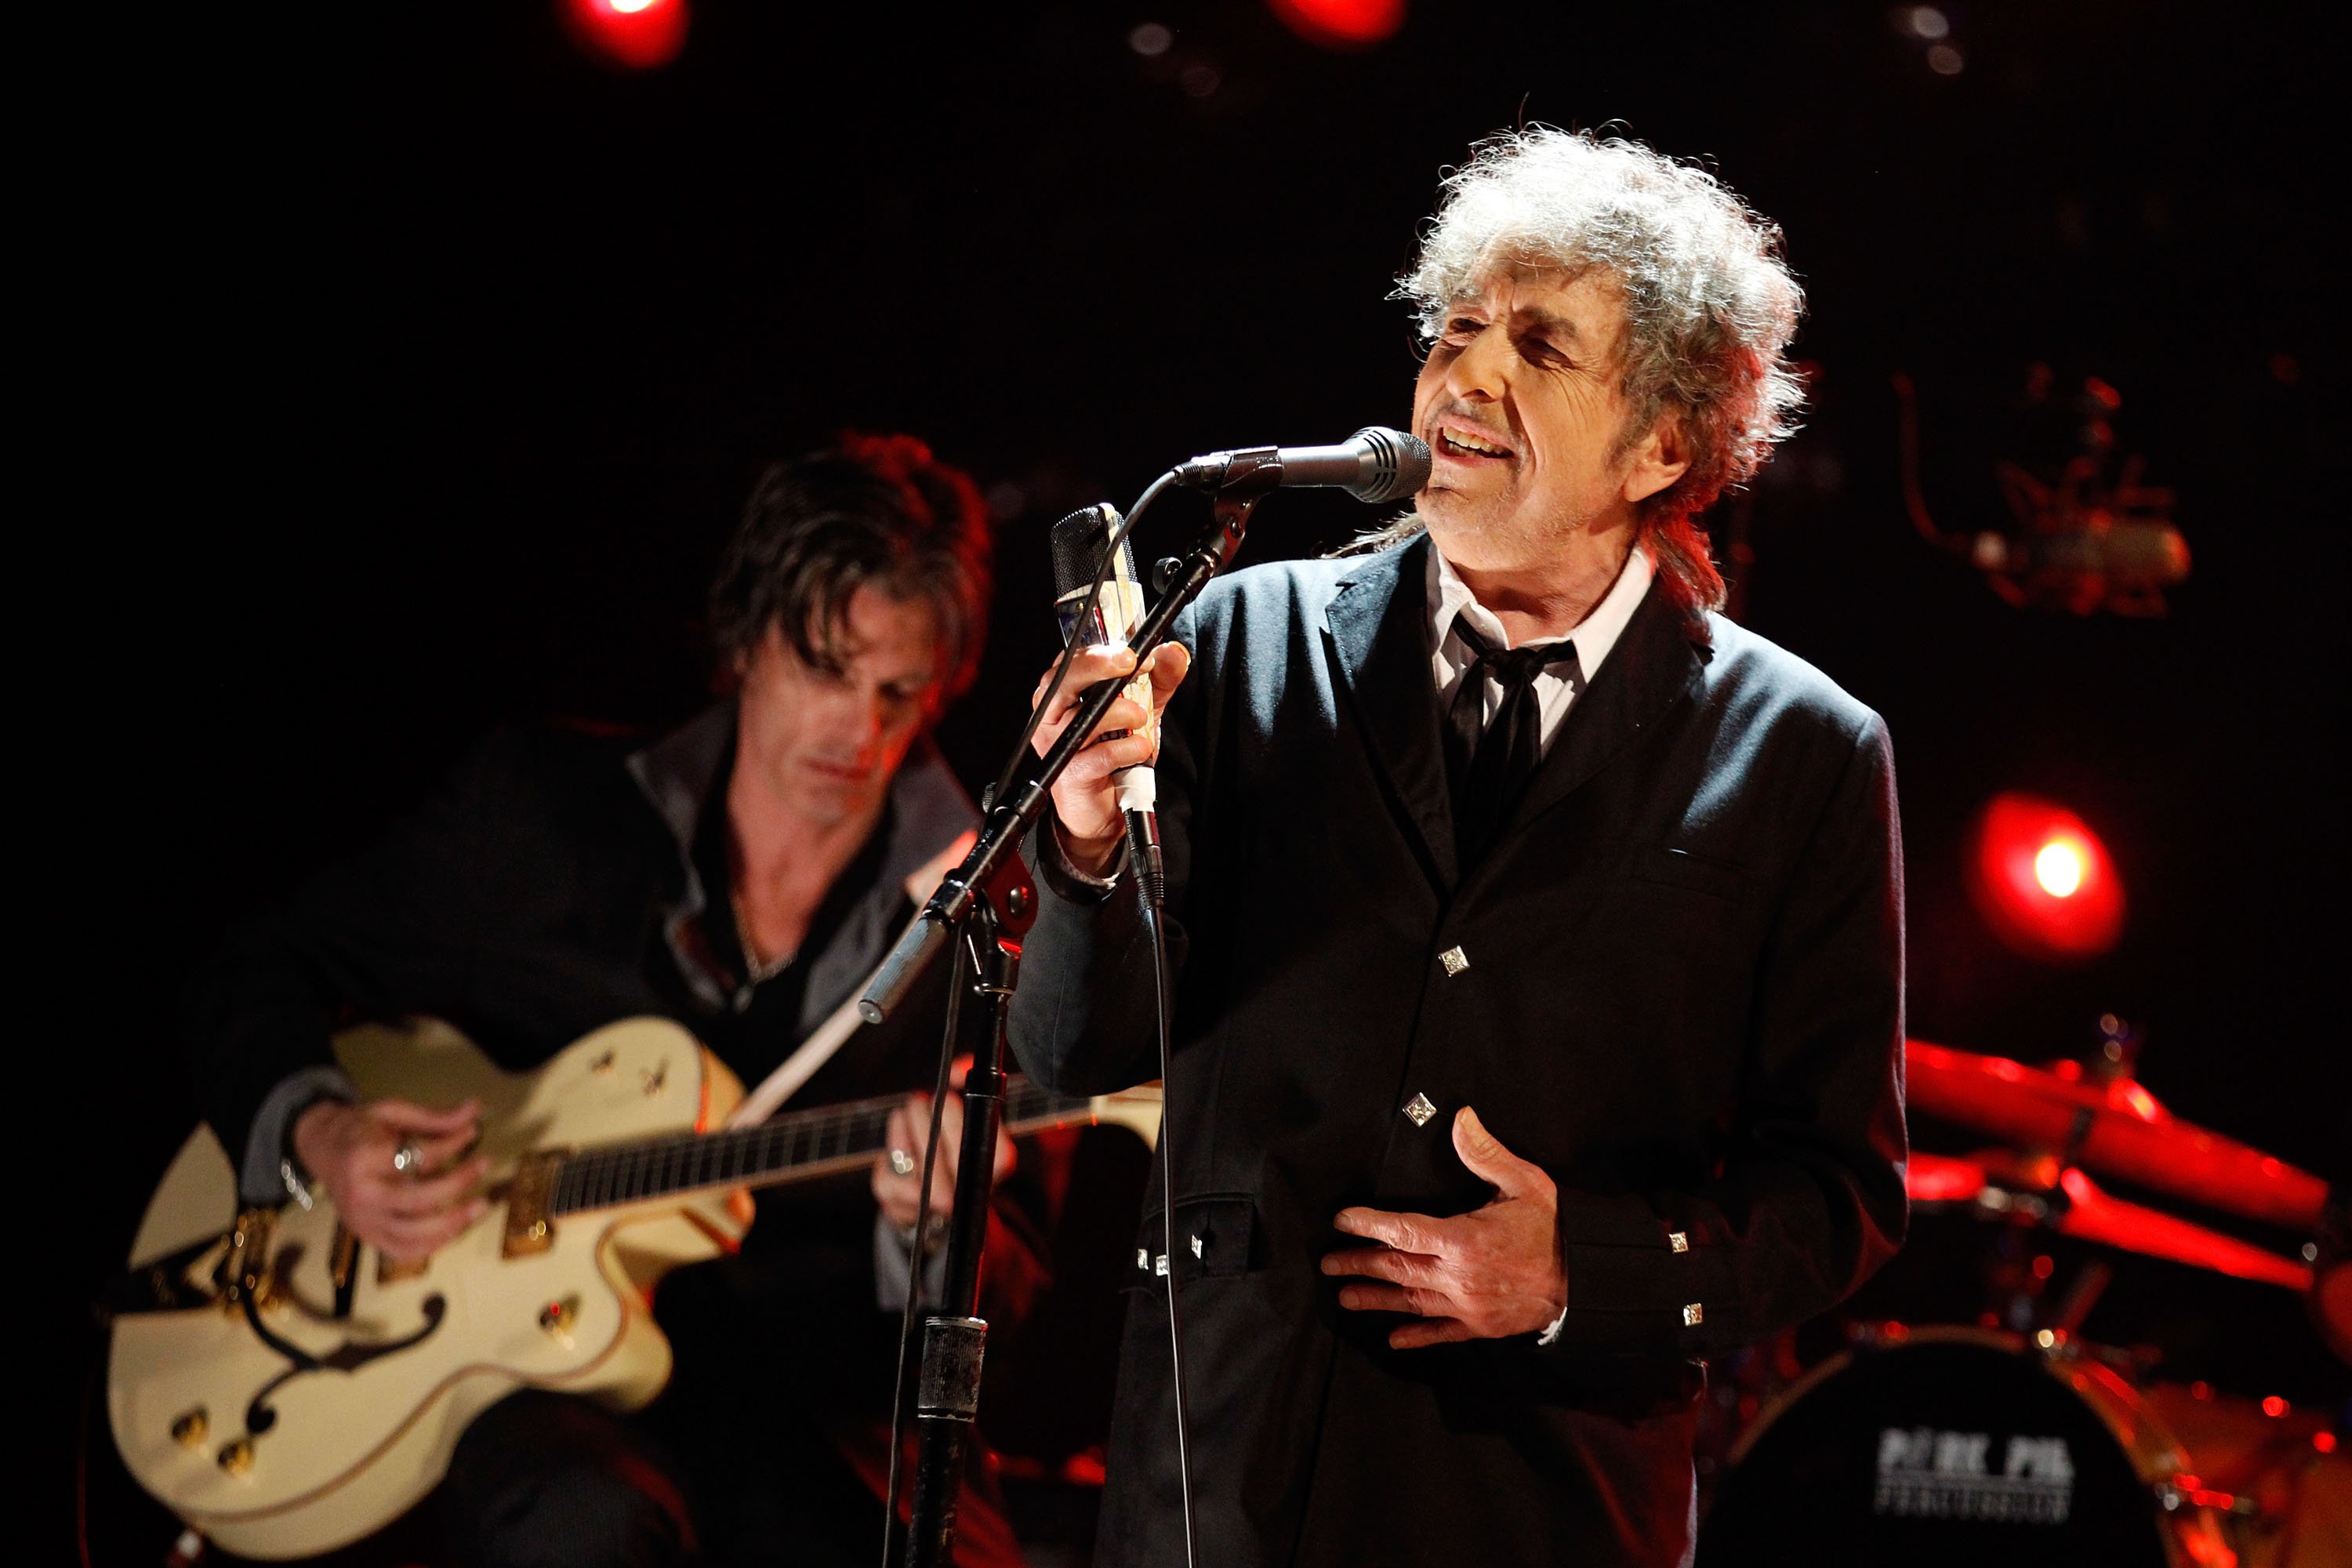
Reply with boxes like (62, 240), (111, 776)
(215, 1208), (278, 1311)
(502, 1152), (562, 1257)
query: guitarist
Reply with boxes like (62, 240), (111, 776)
(183, 433), (1042, 1567)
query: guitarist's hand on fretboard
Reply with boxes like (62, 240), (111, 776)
(871, 1087), (1016, 1235)
(292, 1096), (488, 1261)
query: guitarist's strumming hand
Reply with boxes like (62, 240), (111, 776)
(873, 1088), (1015, 1234)
(292, 1098), (489, 1262)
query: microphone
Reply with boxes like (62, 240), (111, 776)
(1051, 503), (1146, 656)
(1048, 504), (1163, 898)
(1172, 426), (1431, 503)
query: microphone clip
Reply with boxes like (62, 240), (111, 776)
(1172, 445), (1281, 493)
(1175, 450), (1283, 571)
(1207, 480), (1273, 572)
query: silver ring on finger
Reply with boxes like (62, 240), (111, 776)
(392, 1139), (425, 1176)
(888, 1148), (916, 1178)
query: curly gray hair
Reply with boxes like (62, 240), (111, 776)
(1392, 127), (1805, 615)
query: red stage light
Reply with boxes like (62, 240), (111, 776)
(1968, 793), (2125, 961)
(561, 0), (688, 70)
(1268, 0), (1406, 50)
(2034, 839), (2085, 897)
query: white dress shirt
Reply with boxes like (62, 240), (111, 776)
(1052, 537), (1657, 935)
(1428, 541), (1655, 757)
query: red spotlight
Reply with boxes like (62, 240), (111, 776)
(1268, 0), (1406, 50)
(561, 0), (688, 70)
(1968, 792), (2125, 961)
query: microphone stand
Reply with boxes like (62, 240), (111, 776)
(869, 466), (1276, 1568)
(895, 873), (1029, 1568)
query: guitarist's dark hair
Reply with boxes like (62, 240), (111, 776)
(708, 433), (994, 702)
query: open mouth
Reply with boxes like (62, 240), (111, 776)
(1436, 425), (1514, 462)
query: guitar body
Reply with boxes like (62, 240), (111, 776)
(107, 1017), (750, 1560)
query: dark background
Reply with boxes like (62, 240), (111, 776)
(64, 0), (2342, 1553)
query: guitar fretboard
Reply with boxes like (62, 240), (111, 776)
(548, 1078), (1087, 1214)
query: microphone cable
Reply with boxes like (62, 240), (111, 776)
(1125, 806), (1198, 1568)
(1004, 468), (1203, 1566)
(942, 463), (1201, 1568)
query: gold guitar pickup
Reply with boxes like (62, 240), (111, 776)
(215, 1208), (277, 1311)
(502, 1152), (562, 1258)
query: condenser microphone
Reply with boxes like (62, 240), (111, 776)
(1172, 426), (1431, 503)
(1048, 504), (1162, 895)
(1051, 504), (1145, 651)
(1048, 506), (1155, 807)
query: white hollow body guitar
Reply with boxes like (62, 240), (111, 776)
(107, 1016), (1160, 1559)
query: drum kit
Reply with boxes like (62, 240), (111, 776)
(1698, 1022), (2349, 1567)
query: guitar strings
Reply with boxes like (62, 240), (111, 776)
(547, 1080), (1077, 1214)
(549, 1083), (1064, 1212)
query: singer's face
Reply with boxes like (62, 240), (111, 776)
(1410, 264), (1666, 569)
(733, 585), (945, 829)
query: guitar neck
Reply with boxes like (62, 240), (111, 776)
(546, 1078), (1092, 1215)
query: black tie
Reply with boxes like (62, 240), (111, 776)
(1446, 617), (1581, 866)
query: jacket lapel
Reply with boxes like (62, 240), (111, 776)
(1321, 535), (1458, 891)
(1504, 582), (1708, 841)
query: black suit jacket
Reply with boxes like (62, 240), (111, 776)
(1009, 535), (1908, 1568)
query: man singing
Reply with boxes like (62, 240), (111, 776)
(1014, 129), (1907, 1565)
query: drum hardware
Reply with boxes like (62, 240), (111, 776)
(1902, 1021), (2326, 1312)
(2038, 1258), (2111, 1341)
(1903, 1035), (2328, 1234)
(1699, 1026), (2347, 1563)
(1697, 1326), (2347, 1567)
(2306, 1194), (2351, 1366)
(1907, 1144), (2314, 1298)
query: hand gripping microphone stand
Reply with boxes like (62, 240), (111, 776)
(866, 427), (1427, 1568)
(864, 466), (1277, 1568)
(1051, 504), (1166, 903)
(863, 426), (1428, 1035)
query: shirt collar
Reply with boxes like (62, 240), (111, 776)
(626, 702), (978, 1010)
(1426, 536), (1656, 681)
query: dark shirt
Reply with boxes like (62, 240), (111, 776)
(190, 706), (969, 1175)
(183, 704), (1045, 1392)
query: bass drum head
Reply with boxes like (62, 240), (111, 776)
(1697, 1333), (2175, 1567)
